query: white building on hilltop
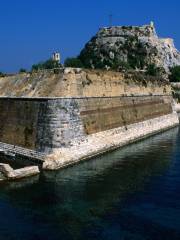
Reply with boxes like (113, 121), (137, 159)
(52, 52), (61, 63)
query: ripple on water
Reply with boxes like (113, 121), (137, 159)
(0, 127), (180, 240)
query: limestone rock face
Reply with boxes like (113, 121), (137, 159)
(79, 23), (180, 73)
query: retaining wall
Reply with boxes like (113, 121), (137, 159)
(0, 95), (175, 154)
(0, 70), (178, 170)
(44, 113), (179, 170)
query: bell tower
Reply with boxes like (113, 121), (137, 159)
(52, 52), (60, 63)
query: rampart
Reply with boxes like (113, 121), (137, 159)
(0, 95), (173, 153)
(98, 24), (156, 38)
(0, 69), (179, 170)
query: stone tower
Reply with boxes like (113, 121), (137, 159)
(150, 21), (154, 28)
(52, 52), (60, 63)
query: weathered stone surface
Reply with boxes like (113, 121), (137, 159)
(0, 95), (174, 153)
(12, 166), (40, 179)
(36, 99), (84, 153)
(175, 103), (180, 113)
(0, 163), (40, 180)
(43, 113), (179, 170)
(0, 163), (14, 178)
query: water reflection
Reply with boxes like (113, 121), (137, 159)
(0, 175), (40, 190)
(0, 127), (179, 240)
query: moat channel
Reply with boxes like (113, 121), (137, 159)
(0, 127), (180, 240)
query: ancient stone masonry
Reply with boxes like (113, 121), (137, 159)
(43, 113), (179, 170)
(0, 70), (179, 170)
(36, 99), (84, 153)
(0, 95), (175, 154)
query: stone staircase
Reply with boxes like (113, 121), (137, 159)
(0, 142), (45, 164)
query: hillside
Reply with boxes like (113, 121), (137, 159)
(78, 22), (180, 73)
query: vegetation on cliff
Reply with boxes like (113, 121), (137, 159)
(63, 55), (165, 77)
(0, 71), (6, 77)
(78, 35), (151, 71)
(31, 59), (60, 71)
(19, 68), (27, 73)
(145, 64), (165, 77)
(64, 58), (84, 68)
(63, 24), (180, 77)
(169, 66), (180, 82)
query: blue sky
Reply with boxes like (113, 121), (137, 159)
(0, 0), (180, 73)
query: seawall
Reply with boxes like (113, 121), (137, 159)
(0, 95), (174, 152)
(0, 69), (179, 170)
(44, 113), (179, 170)
(0, 95), (178, 170)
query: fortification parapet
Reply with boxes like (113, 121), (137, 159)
(98, 23), (157, 38)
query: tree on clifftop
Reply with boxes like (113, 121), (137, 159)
(64, 57), (84, 68)
(145, 64), (165, 77)
(19, 68), (27, 73)
(31, 59), (60, 71)
(0, 71), (6, 77)
(169, 66), (180, 82)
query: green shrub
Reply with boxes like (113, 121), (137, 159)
(169, 66), (180, 82)
(111, 60), (131, 71)
(0, 71), (5, 77)
(31, 59), (60, 71)
(19, 68), (27, 73)
(78, 48), (95, 68)
(146, 64), (162, 76)
(64, 58), (84, 68)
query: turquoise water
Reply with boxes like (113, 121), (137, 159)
(0, 127), (180, 239)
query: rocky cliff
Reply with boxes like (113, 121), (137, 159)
(79, 23), (180, 73)
(0, 69), (171, 97)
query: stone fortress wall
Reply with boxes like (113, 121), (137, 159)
(98, 24), (175, 55)
(0, 95), (173, 153)
(98, 23), (156, 38)
(0, 69), (179, 170)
